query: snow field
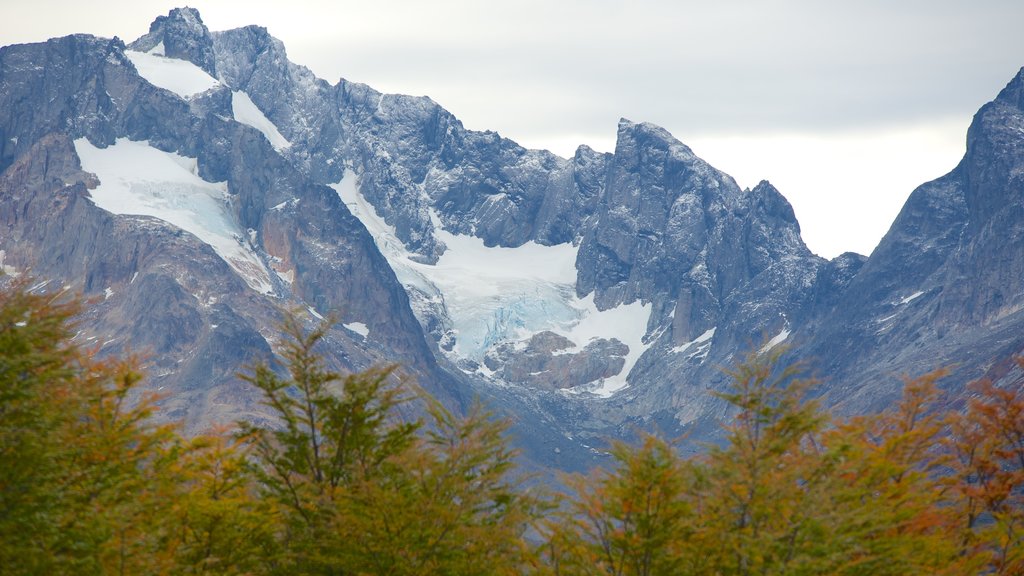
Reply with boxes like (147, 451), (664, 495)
(74, 138), (273, 294)
(125, 49), (219, 98)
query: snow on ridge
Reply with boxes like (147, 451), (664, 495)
(231, 91), (291, 151)
(74, 137), (273, 294)
(333, 169), (653, 396)
(125, 50), (219, 98)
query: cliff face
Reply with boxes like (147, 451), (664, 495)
(792, 68), (1024, 415)
(2, 7), (1023, 470)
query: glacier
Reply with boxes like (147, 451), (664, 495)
(333, 169), (652, 395)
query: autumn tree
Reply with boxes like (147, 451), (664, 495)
(698, 348), (828, 574)
(545, 349), (983, 575)
(0, 279), (179, 574)
(541, 434), (700, 576)
(811, 371), (966, 575)
(945, 361), (1024, 573)
(157, 428), (278, 574)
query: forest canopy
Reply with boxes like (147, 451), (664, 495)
(0, 281), (1021, 575)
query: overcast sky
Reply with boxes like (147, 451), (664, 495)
(4, 0), (1024, 257)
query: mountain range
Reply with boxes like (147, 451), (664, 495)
(2, 7), (1022, 472)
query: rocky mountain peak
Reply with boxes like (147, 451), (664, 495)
(992, 66), (1024, 110)
(4, 9), (1024, 473)
(747, 180), (799, 226)
(615, 118), (696, 158)
(128, 6), (217, 77)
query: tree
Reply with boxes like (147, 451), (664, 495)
(699, 348), (827, 575)
(159, 428), (278, 574)
(241, 313), (543, 574)
(0, 279), (178, 574)
(0, 280), (88, 573)
(544, 349), (976, 576)
(336, 400), (543, 575)
(945, 362), (1024, 574)
(811, 370), (965, 575)
(542, 434), (699, 576)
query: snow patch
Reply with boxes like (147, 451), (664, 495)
(0, 250), (19, 277)
(231, 91), (291, 151)
(557, 294), (652, 398)
(104, 287), (114, 300)
(74, 137), (273, 294)
(672, 327), (716, 355)
(125, 50), (219, 98)
(307, 306), (324, 320)
(900, 290), (925, 305)
(274, 268), (294, 284)
(344, 322), (369, 338)
(148, 41), (165, 56)
(760, 327), (791, 354)
(270, 198), (296, 211)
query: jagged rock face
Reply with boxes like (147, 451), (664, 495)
(0, 34), (178, 170)
(3, 7), (1024, 471)
(484, 331), (628, 390)
(332, 80), (611, 262)
(128, 7), (218, 77)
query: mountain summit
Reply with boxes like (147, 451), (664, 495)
(1, 8), (1022, 470)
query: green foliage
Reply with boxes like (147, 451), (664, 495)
(0, 280), (179, 574)
(239, 313), (543, 575)
(2, 278), (1023, 575)
(0, 281), (80, 573)
(703, 349), (826, 574)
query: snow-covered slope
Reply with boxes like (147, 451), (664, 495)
(125, 49), (219, 98)
(231, 90), (290, 151)
(75, 137), (273, 294)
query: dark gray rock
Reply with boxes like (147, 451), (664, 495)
(484, 331), (628, 390)
(128, 7), (218, 77)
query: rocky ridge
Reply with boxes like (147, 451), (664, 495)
(1, 7), (1023, 470)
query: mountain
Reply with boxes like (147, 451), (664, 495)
(1, 7), (1022, 471)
